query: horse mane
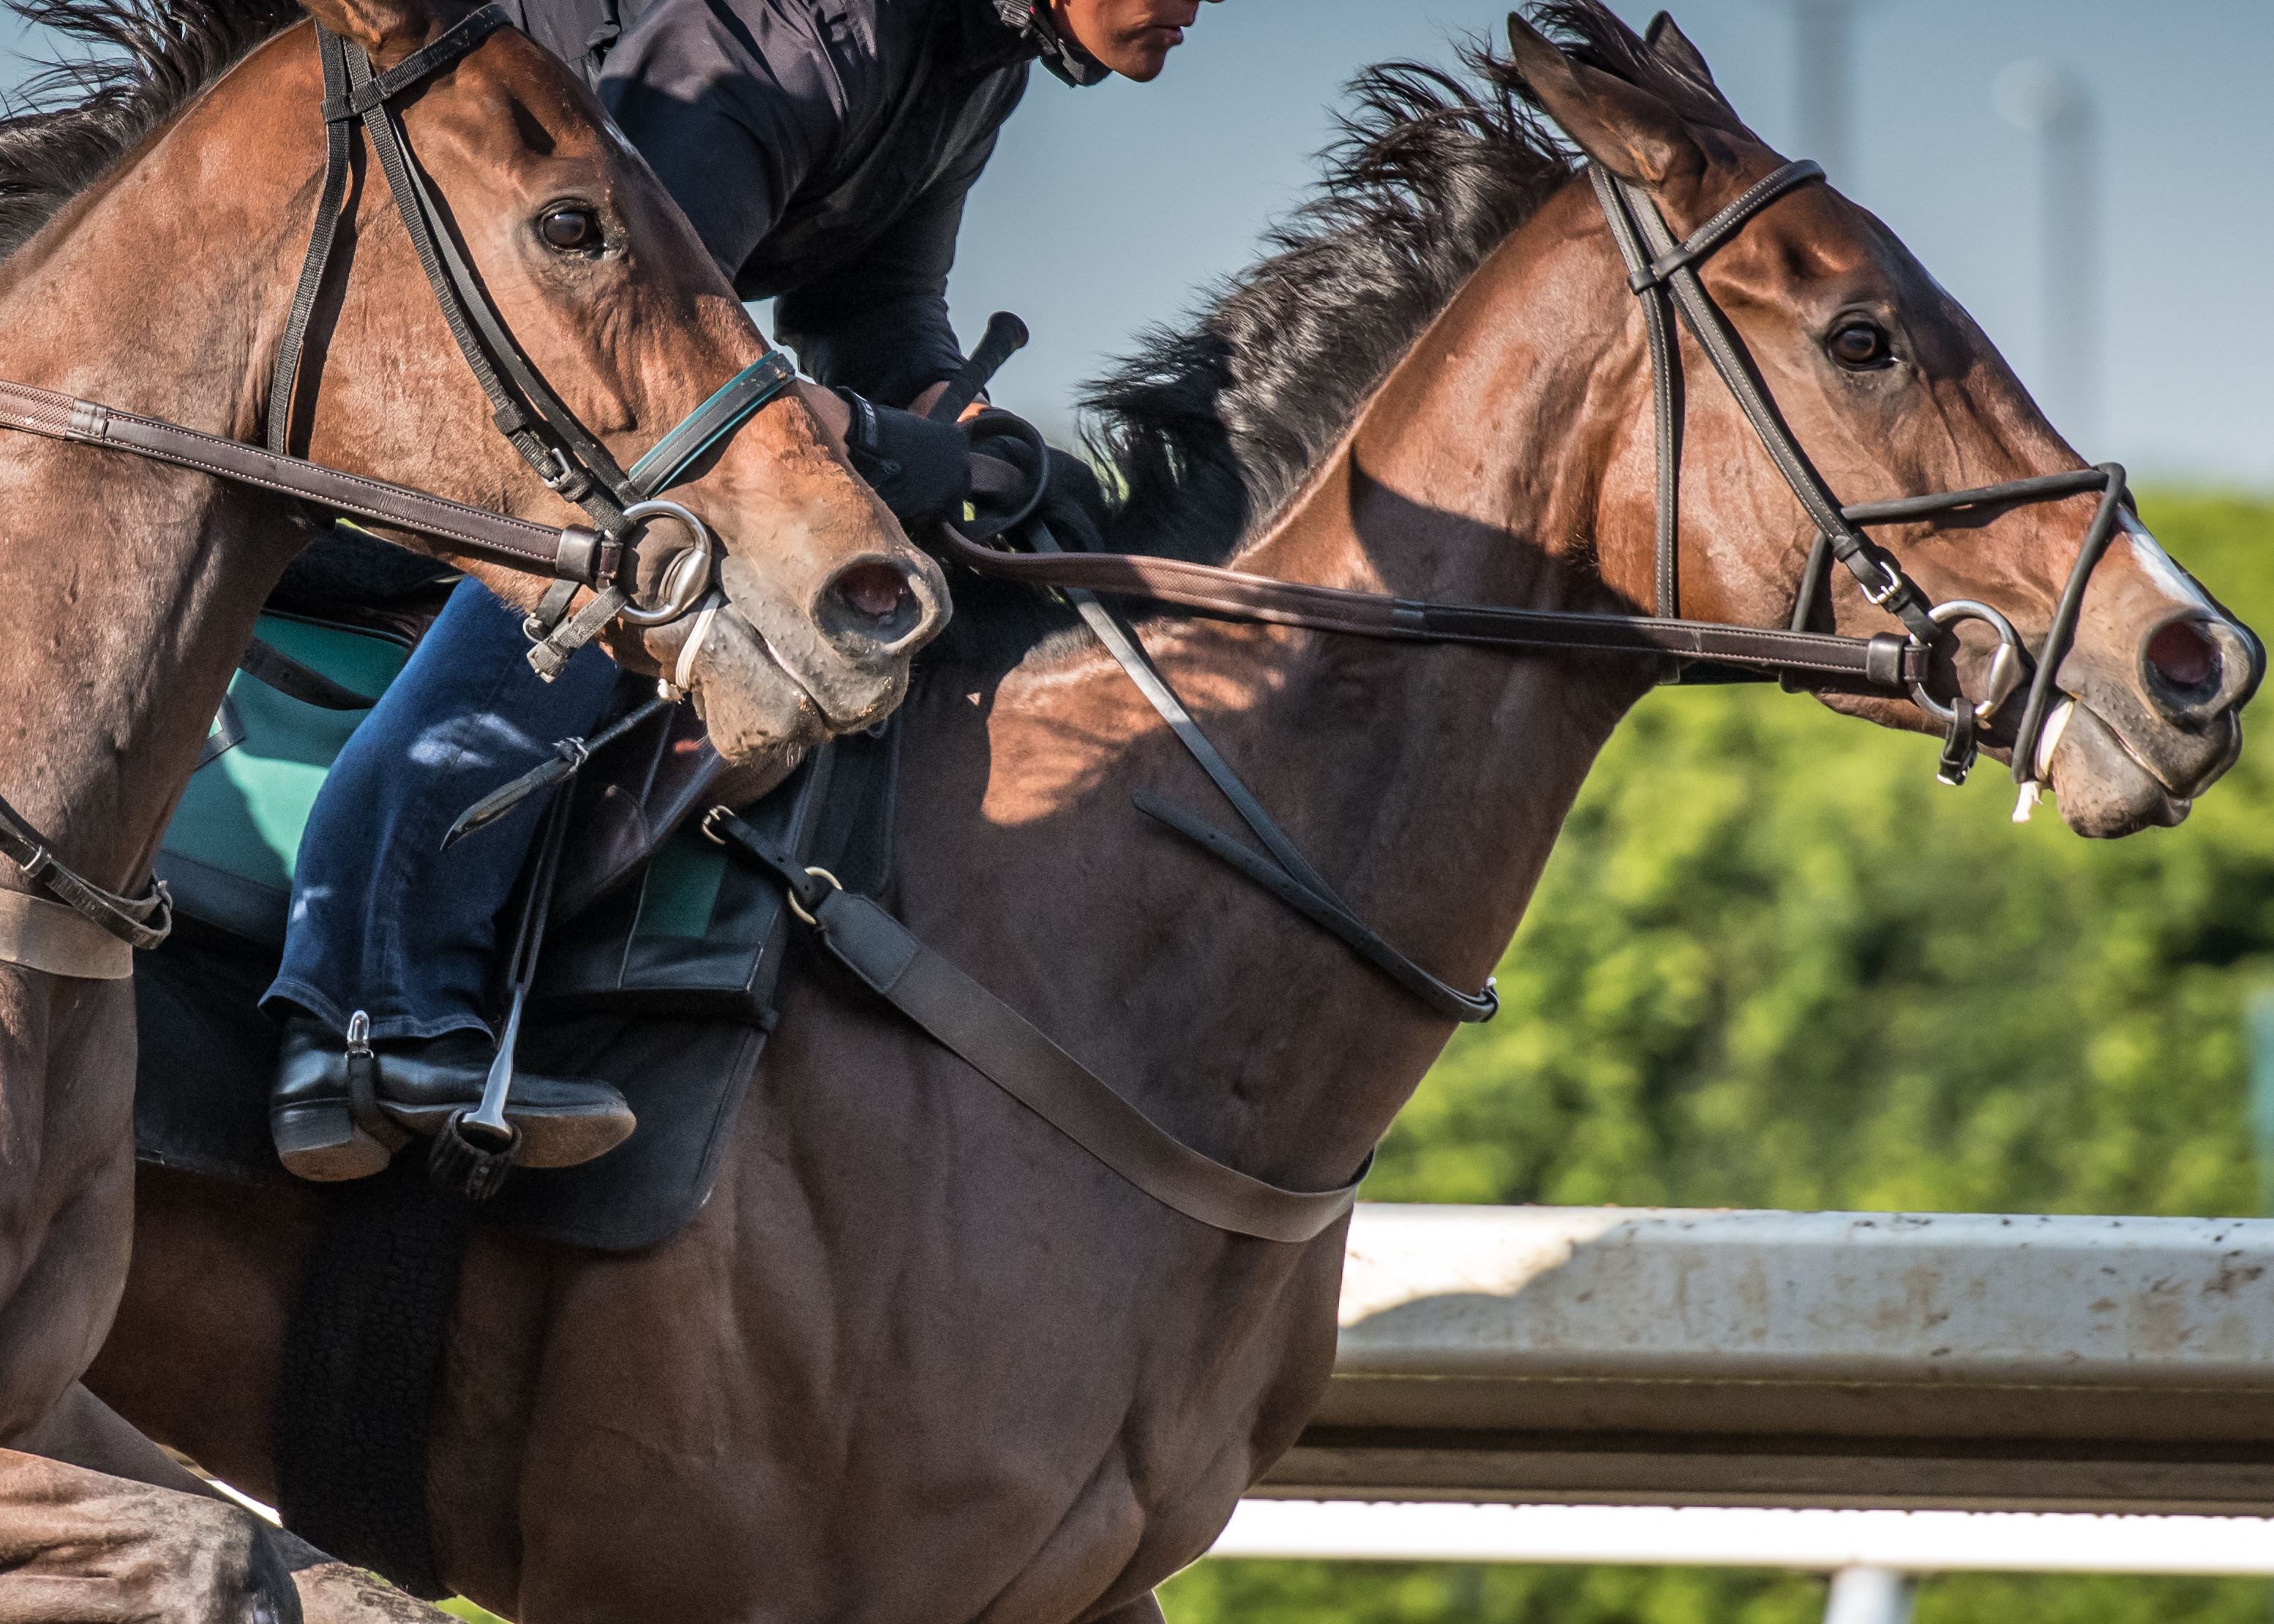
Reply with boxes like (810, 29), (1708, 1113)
(0, 0), (300, 262)
(934, 0), (1751, 669)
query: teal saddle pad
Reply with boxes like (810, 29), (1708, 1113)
(154, 612), (773, 979)
(155, 612), (411, 946)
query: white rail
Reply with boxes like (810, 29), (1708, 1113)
(1210, 1502), (2274, 1575)
(1257, 1204), (2274, 1514)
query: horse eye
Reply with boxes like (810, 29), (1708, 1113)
(539, 207), (601, 250)
(1829, 322), (1890, 368)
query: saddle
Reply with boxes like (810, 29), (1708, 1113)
(135, 539), (898, 1249)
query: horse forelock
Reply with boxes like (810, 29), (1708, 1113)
(0, 0), (299, 263)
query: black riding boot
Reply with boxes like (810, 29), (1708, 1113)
(269, 1015), (636, 1181)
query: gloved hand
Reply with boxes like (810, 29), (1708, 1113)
(836, 390), (971, 526)
(964, 410), (1111, 552)
(1035, 446), (1108, 552)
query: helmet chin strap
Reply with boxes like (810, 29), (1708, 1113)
(999, 0), (1111, 86)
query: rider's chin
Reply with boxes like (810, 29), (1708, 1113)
(685, 604), (828, 761)
(2047, 703), (2191, 838)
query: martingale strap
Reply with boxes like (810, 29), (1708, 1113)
(1017, 520), (1500, 1024)
(702, 807), (1365, 1244)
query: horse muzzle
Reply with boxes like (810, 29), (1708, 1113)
(687, 550), (950, 761)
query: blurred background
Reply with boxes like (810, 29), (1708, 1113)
(10, 1), (2274, 1620)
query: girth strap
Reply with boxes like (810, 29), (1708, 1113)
(0, 889), (134, 980)
(703, 808), (1365, 1244)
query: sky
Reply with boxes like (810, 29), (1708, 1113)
(5, 1), (2269, 485)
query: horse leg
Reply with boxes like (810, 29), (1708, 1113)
(15, 1385), (449, 1624)
(1086, 1593), (1166, 1624)
(0, 1448), (299, 1623)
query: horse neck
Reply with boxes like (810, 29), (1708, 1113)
(895, 183), (1656, 1193)
(0, 33), (317, 890)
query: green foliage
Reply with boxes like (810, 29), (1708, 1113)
(1162, 1560), (1827, 1624)
(1166, 494), (2274, 1624)
(1161, 1563), (2274, 1624)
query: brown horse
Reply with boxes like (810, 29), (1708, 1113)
(94, 4), (2256, 1620)
(0, 0), (946, 1610)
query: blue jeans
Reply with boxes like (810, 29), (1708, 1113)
(264, 580), (620, 1041)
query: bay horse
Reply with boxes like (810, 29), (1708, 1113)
(94, 4), (2256, 1620)
(0, 0), (948, 1609)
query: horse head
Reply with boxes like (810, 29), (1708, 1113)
(253, 0), (950, 756)
(1501, 4), (2257, 836)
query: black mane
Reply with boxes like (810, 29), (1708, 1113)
(0, 0), (299, 263)
(937, 0), (1745, 669)
(1083, 53), (1562, 570)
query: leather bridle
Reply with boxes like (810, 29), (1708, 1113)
(924, 152), (2254, 1034)
(0, 4), (799, 968)
(939, 158), (2224, 814)
(1586, 157), (2142, 802)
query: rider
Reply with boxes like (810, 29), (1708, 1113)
(263, 0), (1219, 1179)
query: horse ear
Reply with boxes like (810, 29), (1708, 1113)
(299, 0), (473, 63)
(1503, 10), (1703, 189)
(1643, 12), (1720, 95)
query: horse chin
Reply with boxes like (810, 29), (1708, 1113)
(2048, 702), (2192, 838)
(685, 604), (830, 762)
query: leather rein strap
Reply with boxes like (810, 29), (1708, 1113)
(0, 378), (618, 582)
(934, 525), (1925, 689)
(0, 8), (800, 644)
(944, 156), (2161, 805)
(703, 807), (1364, 1244)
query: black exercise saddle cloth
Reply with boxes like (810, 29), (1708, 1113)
(132, 716), (899, 1252)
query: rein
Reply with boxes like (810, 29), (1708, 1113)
(0, 7), (798, 971)
(943, 159), (2150, 811)
(778, 153), (2185, 1241)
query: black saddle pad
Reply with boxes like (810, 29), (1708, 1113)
(132, 920), (770, 1251)
(133, 704), (898, 1250)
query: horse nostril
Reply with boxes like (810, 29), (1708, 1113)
(2147, 619), (2219, 692)
(832, 562), (911, 622)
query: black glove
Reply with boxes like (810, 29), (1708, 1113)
(964, 412), (1111, 552)
(837, 390), (971, 526)
(1036, 446), (1108, 552)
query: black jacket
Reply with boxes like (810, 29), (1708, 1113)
(505, 0), (1100, 407)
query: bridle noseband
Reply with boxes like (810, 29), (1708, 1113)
(0, 6), (802, 966)
(1588, 157), (2136, 803)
